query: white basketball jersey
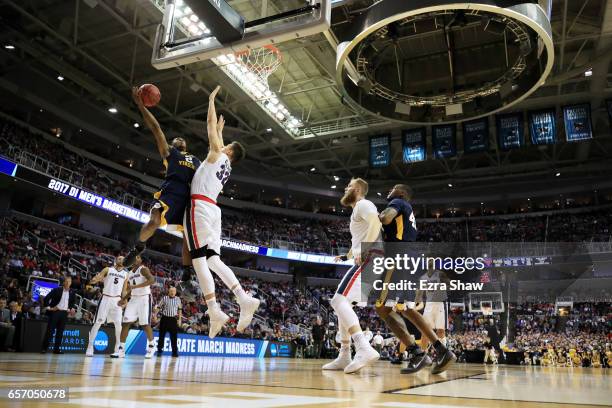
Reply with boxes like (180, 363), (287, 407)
(103, 266), (128, 297)
(191, 153), (231, 201)
(349, 198), (381, 255)
(128, 266), (151, 296)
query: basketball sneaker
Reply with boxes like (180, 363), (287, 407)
(344, 344), (379, 374)
(207, 307), (229, 339)
(322, 351), (352, 371)
(110, 346), (125, 358)
(431, 348), (456, 374)
(236, 297), (260, 333)
(400, 346), (431, 374)
(144, 344), (155, 359)
(85, 346), (94, 357)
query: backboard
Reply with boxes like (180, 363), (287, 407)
(152, 0), (331, 70)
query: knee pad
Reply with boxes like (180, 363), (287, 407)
(190, 246), (208, 260)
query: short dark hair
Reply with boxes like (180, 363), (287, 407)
(230, 141), (246, 163)
(395, 184), (413, 200)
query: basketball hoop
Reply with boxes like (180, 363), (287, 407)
(234, 45), (282, 85)
(481, 301), (493, 316)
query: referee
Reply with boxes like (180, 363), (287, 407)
(156, 286), (182, 357)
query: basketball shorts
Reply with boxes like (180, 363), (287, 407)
(184, 196), (222, 255)
(94, 295), (123, 325)
(423, 301), (447, 330)
(336, 263), (366, 306)
(152, 190), (188, 232)
(123, 294), (152, 326)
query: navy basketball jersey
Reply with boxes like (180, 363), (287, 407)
(382, 198), (417, 242)
(160, 147), (201, 196)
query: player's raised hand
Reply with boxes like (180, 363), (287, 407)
(131, 86), (144, 107)
(209, 85), (221, 100)
(217, 114), (225, 134)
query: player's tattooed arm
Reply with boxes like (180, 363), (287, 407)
(379, 207), (398, 225)
(207, 85), (224, 160)
(132, 87), (170, 158)
(89, 267), (109, 285)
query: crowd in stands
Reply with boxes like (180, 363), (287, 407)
(0, 120), (151, 207)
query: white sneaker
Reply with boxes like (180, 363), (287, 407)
(344, 344), (379, 374)
(237, 297), (260, 332)
(144, 345), (155, 359)
(85, 347), (94, 357)
(110, 346), (125, 359)
(207, 308), (229, 339)
(322, 352), (352, 371)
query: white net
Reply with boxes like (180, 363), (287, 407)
(235, 45), (282, 85)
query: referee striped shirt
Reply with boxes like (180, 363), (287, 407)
(159, 295), (181, 317)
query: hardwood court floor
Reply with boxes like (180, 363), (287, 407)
(0, 354), (610, 407)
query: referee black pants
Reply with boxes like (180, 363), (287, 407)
(158, 316), (178, 355)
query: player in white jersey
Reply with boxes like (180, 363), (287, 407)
(86, 256), (129, 357)
(323, 178), (381, 374)
(183, 85), (259, 339)
(415, 268), (450, 350)
(111, 256), (156, 358)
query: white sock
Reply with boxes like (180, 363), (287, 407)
(89, 322), (102, 347)
(207, 256), (241, 293)
(119, 342), (125, 350)
(206, 298), (220, 311)
(193, 257), (215, 295)
(337, 320), (350, 344)
(351, 331), (369, 350)
(113, 324), (121, 352)
(233, 286), (250, 303)
(339, 342), (351, 357)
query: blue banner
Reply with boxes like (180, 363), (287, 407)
(528, 109), (557, 145)
(432, 125), (457, 159)
(462, 118), (490, 153)
(402, 128), (426, 163)
(563, 103), (592, 142)
(496, 113), (524, 150)
(369, 135), (391, 168)
(0, 157), (17, 176)
(125, 329), (271, 358)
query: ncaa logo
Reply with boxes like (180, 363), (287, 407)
(93, 331), (109, 352)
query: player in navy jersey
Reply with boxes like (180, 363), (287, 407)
(124, 87), (201, 269)
(376, 184), (455, 374)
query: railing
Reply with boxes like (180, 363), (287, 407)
(44, 243), (62, 262)
(69, 258), (90, 279)
(23, 230), (40, 249)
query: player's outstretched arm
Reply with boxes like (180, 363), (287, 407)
(132, 87), (170, 159)
(379, 207), (398, 225)
(89, 267), (109, 285)
(207, 86), (224, 156)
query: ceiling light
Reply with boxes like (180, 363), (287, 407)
(448, 183), (453, 187)
(377, 192), (382, 196)
(266, 128), (272, 132)
(133, 123), (140, 128)
(333, 176), (339, 181)
(4, 45), (15, 50)
(310, 167), (316, 172)
(584, 68), (593, 77)
(331, 185), (336, 189)
(555, 172), (561, 177)
(57, 75), (64, 81)
(108, 107), (118, 114)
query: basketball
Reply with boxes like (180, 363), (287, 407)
(138, 84), (161, 108)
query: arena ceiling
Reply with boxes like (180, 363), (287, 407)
(1, 0), (612, 196)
